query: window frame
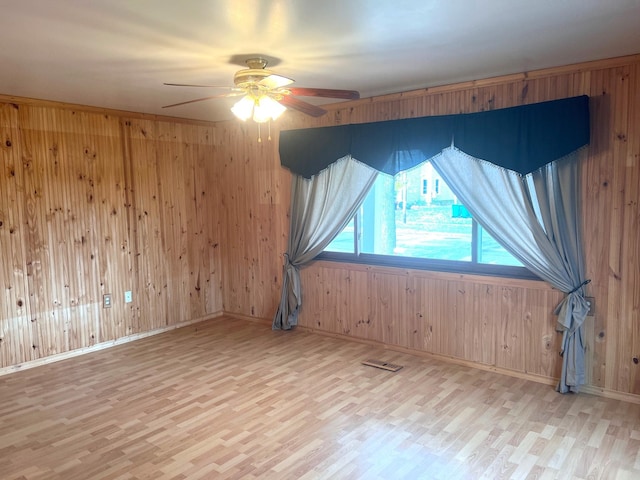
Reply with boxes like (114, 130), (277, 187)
(319, 203), (541, 281)
(317, 249), (540, 280)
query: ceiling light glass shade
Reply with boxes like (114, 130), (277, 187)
(231, 94), (287, 123)
(253, 95), (287, 123)
(230, 95), (255, 121)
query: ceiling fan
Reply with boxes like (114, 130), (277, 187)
(162, 57), (360, 122)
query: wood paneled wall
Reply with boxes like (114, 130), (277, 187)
(2, 54), (639, 400)
(0, 103), (223, 369)
(216, 123), (288, 319)
(299, 264), (565, 381)
(219, 54), (640, 398)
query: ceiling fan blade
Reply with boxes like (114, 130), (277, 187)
(288, 87), (360, 100)
(162, 92), (243, 108)
(164, 83), (235, 88)
(259, 74), (294, 89)
(279, 95), (327, 117)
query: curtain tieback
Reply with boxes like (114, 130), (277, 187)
(283, 253), (293, 270)
(568, 279), (590, 294)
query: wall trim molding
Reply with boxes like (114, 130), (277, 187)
(4, 54), (638, 129)
(0, 93), (218, 126)
(321, 53), (640, 111)
(225, 312), (273, 327)
(5, 310), (640, 406)
(0, 312), (224, 377)
(287, 320), (640, 405)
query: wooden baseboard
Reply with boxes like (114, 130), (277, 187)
(580, 385), (640, 405)
(4, 310), (639, 405)
(0, 312), (224, 377)
(224, 312), (273, 327)
(292, 322), (640, 405)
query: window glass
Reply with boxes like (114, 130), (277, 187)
(325, 217), (355, 253)
(325, 160), (524, 273)
(479, 226), (522, 266)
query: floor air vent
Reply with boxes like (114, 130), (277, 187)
(362, 359), (403, 372)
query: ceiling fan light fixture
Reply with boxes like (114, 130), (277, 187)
(231, 93), (287, 123)
(254, 95), (286, 122)
(230, 95), (255, 121)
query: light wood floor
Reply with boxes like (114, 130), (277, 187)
(1, 317), (639, 480)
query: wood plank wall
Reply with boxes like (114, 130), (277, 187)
(0, 103), (223, 369)
(216, 122), (288, 319)
(219, 54), (640, 398)
(1, 54), (639, 400)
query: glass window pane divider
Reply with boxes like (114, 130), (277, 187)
(354, 210), (361, 255)
(471, 219), (479, 263)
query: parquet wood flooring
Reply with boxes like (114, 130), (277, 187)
(1, 316), (639, 479)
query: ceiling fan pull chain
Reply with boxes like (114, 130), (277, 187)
(268, 120), (272, 141)
(258, 122), (262, 143)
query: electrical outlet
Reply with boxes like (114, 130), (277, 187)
(103, 294), (112, 308)
(585, 296), (595, 316)
(124, 291), (132, 303)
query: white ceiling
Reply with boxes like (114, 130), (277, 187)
(2, 0), (639, 123)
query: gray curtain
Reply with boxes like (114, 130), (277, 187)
(431, 146), (589, 393)
(273, 156), (378, 330)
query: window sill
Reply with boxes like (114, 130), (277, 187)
(316, 252), (541, 281)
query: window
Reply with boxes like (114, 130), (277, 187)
(323, 161), (534, 279)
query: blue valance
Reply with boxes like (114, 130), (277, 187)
(279, 95), (590, 178)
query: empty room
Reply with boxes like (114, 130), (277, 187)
(2, 1), (640, 479)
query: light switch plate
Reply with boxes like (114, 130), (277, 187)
(585, 296), (595, 316)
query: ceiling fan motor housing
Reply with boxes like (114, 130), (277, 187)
(233, 69), (273, 89)
(234, 58), (273, 90)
